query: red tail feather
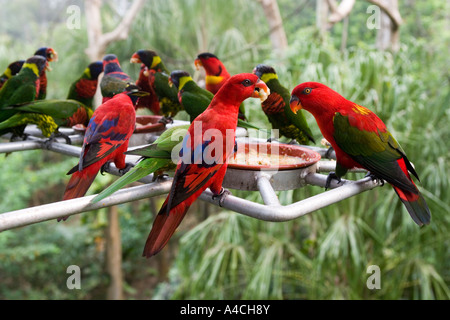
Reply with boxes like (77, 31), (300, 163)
(142, 200), (191, 258)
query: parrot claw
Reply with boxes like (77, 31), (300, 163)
(158, 116), (173, 125)
(325, 172), (341, 190)
(100, 162), (110, 176)
(152, 173), (169, 182)
(212, 188), (231, 207)
(365, 171), (385, 186)
(44, 132), (72, 147)
(118, 163), (134, 175)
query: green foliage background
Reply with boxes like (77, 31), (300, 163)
(0, 0), (448, 299)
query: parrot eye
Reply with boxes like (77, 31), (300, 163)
(241, 79), (253, 87)
(303, 88), (312, 95)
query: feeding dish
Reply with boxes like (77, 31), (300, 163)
(223, 142), (321, 191)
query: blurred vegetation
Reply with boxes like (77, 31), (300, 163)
(0, 0), (448, 299)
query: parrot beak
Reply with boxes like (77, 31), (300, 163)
(126, 83), (150, 97)
(168, 76), (173, 87)
(289, 95), (302, 114)
(130, 53), (141, 64)
(48, 49), (58, 62)
(194, 58), (202, 70)
(252, 79), (270, 102)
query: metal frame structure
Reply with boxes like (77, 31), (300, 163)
(0, 124), (382, 232)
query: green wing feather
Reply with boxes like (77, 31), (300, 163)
(91, 157), (174, 203)
(92, 125), (189, 203)
(333, 112), (418, 192)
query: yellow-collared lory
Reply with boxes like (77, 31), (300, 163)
(0, 60), (25, 90)
(34, 47), (58, 100)
(290, 82), (431, 226)
(253, 64), (315, 145)
(130, 49), (181, 121)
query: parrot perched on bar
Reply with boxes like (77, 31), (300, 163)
(67, 61), (103, 108)
(0, 56), (48, 114)
(168, 70), (261, 131)
(0, 62), (103, 140)
(253, 64), (315, 145)
(194, 52), (231, 94)
(142, 73), (270, 258)
(130, 56), (161, 114)
(61, 84), (148, 220)
(0, 60), (25, 90)
(91, 124), (190, 203)
(168, 70), (214, 121)
(0, 99), (93, 139)
(34, 47), (58, 100)
(130, 49), (181, 121)
(100, 54), (133, 104)
(194, 52), (246, 120)
(289, 82), (431, 226)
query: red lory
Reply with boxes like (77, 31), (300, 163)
(0, 60), (25, 90)
(142, 73), (270, 258)
(195, 52), (246, 120)
(61, 84), (148, 220)
(34, 47), (58, 100)
(290, 82), (431, 226)
(100, 54), (132, 104)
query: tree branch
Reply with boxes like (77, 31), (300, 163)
(366, 0), (402, 28)
(328, 0), (355, 24)
(99, 0), (146, 48)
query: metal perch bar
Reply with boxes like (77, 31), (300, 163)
(0, 127), (382, 231)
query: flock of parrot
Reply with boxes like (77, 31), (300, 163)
(0, 46), (431, 258)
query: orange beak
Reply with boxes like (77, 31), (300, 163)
(289, 95), (302, 114)
(252, 79), (270, 102)
(194, 58), (202, 70)
(48, 49), (58, 62)
(130, 53), (141, 64)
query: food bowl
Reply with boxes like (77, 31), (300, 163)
(223, 142), (321, 191)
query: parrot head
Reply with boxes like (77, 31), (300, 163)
(290, 82), (343, 115)
(221, 73), (270, 103)
(130, 49), (161, 71)
(87, 61), (104, 80)
(252, 64), (276, 78)
(168, 70), (191, 90)
(102, 54), (124, 74)
(22, 55), (48, 77)
(194, 52), (225, 76)
(34, 47), (58, 62)
(124, 83), (150, 105)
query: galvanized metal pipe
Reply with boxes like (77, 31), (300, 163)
(256, 172), (281, 206)
(200, 175), (381, 222)
(0, 180), (172, 232)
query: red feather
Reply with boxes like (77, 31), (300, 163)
(61, 92), (136, 220)
(290, 82), (431, 226)
(143, 73), (269, 257)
